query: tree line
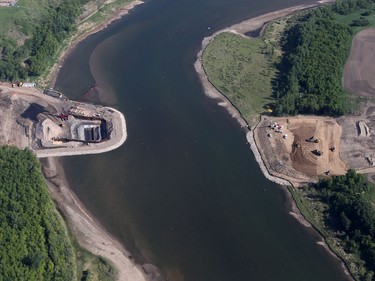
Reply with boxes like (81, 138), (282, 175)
(0, 0), (90, 81)
(0, 146), (76, 280)
(274, 0), (375, 116)
(314, 170), (375, 281)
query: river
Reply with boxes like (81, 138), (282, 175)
(55, 0), (351, 280)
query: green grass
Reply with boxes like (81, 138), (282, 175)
(334, 4), (375, 33)
(202, 32), (277, 126)
(0, 0), (56, 42)
(201, 16), (293, 126)
(84, 0), (134, 25)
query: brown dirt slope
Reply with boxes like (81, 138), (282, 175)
(254, 116), (348, 186)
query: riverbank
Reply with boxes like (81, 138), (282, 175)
(194, 1), (325, 186)
(41, 1), (163, 280)
(41, 0), (144, 88)
(42, 157), (161, 281)
(195, 2), (355, 281)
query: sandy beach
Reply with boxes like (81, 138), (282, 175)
(42, 157), (162, 281)
(194, 1), (354, 280)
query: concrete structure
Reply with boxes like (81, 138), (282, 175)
(0, 83), (127, 158)
(22, 82), (36, 88)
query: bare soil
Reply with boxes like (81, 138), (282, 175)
(341, 28), (375, 180)
(338, 103), (375, 174)
(344, 28), (375, 97)
(254, 116), (348, 186)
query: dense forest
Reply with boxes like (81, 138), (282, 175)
(0, 146), (76, 280)
(0, 0), (90, 81)
(313, 170), (375, 281)
(274, 0), (375, 116)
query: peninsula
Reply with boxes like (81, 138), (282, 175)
(0, 83), (127, 158)
(197, 0), (375, 280)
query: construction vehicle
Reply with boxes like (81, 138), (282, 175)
(306, 136), (319, 143)
(294, 142), (301, 148)
(312, 149), (323, 156)
(264, 105), (273, 113)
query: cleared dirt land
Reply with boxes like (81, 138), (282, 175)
(344, 28), (375, 97)
(253, 27), (375, 186)
(254, 116), (348, 186)
(341, 28), (375, 181)
(338, 104), (375, 177)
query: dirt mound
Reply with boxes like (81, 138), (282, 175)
(254, 116), (347, 186)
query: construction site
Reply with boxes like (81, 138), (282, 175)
(0, 82), (126, 157)
(252, 27), (375, 186)
(254, 112), (375, 186)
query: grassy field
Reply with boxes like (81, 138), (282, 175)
(334, 4), (375, 33)
(201, 19), (289, 126)
(0, 0), (57, 43)
(82, 0), (134, 25)
(202, 33), (274, 126)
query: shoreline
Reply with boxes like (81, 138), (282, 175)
(194, 2), (354, 280)
(42, 157), (161, 281)
(46, 0), (144, 88)
(42, 1), (162, 280)
(194, 2), (324, 185)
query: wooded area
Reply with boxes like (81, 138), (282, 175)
(0, 0), (89, 80)
(0, 146), (76, 280)
(274, 8), (353, 115)
(314, 170), (375, 281)
(275, 0), (375, 116)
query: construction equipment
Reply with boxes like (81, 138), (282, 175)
(312, 149), (323, 156)
(306, 136), (319, 143)
(294, 142), (301, 148)
(264, 105), (273, 113)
